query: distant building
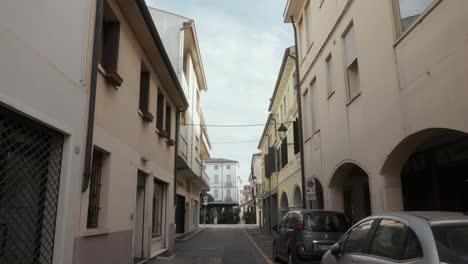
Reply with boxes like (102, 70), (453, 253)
(249, 153), (263, 227)
(204, 159), (239, 205)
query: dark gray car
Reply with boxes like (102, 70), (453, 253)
(272, 210), (349, 264)
(321, 211), (468, 264)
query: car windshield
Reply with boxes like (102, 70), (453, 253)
(303, 212), (348, 232)
(432, 224), (468, 264)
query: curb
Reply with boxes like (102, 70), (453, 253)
(175, 227), (205, 242)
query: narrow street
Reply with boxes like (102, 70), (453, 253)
(150, 226), (271, 264)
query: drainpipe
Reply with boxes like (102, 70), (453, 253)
(174, 109), (181, 205)
(291, 16), (307, 209)
(82, 0), (103, 193)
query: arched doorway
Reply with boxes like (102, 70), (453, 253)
(280, 192), (289, 208)
(293, 185), (302, 207)
(381, 128), (468, 212)
(400, 129), (468, 211)
(330, 163), (371, 224)
(310, 178), (324, 210)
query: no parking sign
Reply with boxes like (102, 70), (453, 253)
(306, 178), (316, 200)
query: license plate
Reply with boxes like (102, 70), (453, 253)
(318, 245), (331, 251)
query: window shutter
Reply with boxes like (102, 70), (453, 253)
(165, 105), (172, 139)
(156, 94), (164, 130)
(139, 71), (149, 112)
(276, 147), (281, 172)
(293, 119), (300, 154)
(103, 21), (120, 71)
(282, 136), (288, 168)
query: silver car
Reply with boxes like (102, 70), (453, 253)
(321, 212), (468, 264)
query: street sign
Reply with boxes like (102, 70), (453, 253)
(203, 196), (208, 206)
(305, 178), (316, 200)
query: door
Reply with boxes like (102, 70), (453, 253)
(175, 195), (185, 233)
(134, 173), (146, 261)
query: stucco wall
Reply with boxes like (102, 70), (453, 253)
(0, 1), (91, 263)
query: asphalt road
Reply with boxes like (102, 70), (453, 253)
(150, 226), (270, 264)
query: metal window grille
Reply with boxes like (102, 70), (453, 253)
(0, 106), (64, 264)
(87, 149), (103, 229)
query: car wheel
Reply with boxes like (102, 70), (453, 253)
(272, 243), (280, 262)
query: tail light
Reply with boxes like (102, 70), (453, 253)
(296, 221), (304, 230)
(296, 246), (305, 253)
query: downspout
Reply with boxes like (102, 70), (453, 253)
(174, 109), (181, 205)
(291, 16), (307, 209)
(82, 0), (103, 193)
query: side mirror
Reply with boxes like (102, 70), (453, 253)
(272, 225), (278, 232)
(330, 243), (341, 258)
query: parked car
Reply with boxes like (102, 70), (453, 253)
(272, 209), (349, 264)
(321, 211), (468, 264)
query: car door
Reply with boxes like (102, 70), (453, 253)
(355, 219), (424, 264)
(336, 219), (376, 264)
(285, 212), (298, 254)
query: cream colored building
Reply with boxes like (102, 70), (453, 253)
(258, 47), (303, 230)
(284, 0), (468, 223)
(148, 7), (211, 236)
(74, 1), (188, 263)
(249, 153), (264, 227)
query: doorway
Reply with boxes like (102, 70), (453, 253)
(175, 195), (185, 233)
(133, 172), (147, 263)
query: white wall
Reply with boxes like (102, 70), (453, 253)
(205, 162), (238, 203)
(0, 1), (91, 263)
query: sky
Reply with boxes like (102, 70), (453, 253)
(146, 0), (293, 187)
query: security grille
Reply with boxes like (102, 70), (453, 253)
(0, 106), (64, 264)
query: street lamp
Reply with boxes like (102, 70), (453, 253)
(277, 123), (288, 139)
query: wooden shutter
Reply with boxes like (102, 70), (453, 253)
(156, 94), (164, 130)
(139, 71), (149, 112)
(282, 136), (288, 168)
(165, 105), (172, 139)
(103, 21), (120, 71)
(293, 119), (300, 154)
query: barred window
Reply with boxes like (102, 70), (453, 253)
(87, 149), (104, 229)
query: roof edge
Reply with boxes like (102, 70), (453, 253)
(268, 47), (295, 111)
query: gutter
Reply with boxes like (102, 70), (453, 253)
(135, 0), (189, 109)
(174, 109), (181, 205)
(291, 16), (307, 210)
(82, 0), (103, 193)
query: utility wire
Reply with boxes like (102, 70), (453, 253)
(211, 139), (260, 145)
(182, 121), (294, 127)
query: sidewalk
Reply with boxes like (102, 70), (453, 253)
(244, 228), (273, 261)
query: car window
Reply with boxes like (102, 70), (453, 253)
(369, 219), (422, 261)
(286, 213), (297, 229)
(303, 211), (348, 232)
(432, 224), (468, 263)
(280, 213), (289, 230)
(343, 220), (374, 254)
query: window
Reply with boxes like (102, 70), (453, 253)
(304, 0), (311, 47)
(298, 18), (306, 59)
(432, 224), (468, 263)
(396, 0), (433, 33)
(310, 79), (319, 133)
(226, 175), (231, 183)
(215, 165), (219, 170)
(165, 105), (172, 139)
(293, 118), (300, 154)
(87, 149), (105, 228)
(370, 219), (422, 261)
(302, 88), (312, 138)
(100, 1), (121, 85)
(343, 24), (360, 100)
(139, 63), (150, 113)
(303, 212), (348, 232)
(156, 93), (164, 131)
(214, 189), (218, 200)
(326, 54), (334, 95)
(226, 189), (231, 198)
(227, 165), (231, 170)
(152, 180), (165, 238)
(283, 97), (287, 120)
(342, 220), (374, 254)
(214, 175), (219, 184)
(281, 136), (288, 168)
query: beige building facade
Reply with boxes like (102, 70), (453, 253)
(74, 1), (188, 263)
(284, 0), (468, 223)
(149, 7), (211, 236)
(258, 47), (303, 230)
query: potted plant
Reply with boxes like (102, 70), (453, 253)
(157, 130), (167, 138)
(104, 70), (123, 87)
(142, 111), (154, 123)
(166, 139), (175, 146)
